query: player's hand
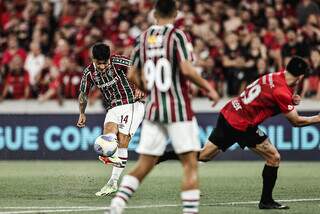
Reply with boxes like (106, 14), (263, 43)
(135, 88), (145, 100)
(292, 94), (301, 106)
(207, 89), (220, 107)
(77, 113), (86, 128)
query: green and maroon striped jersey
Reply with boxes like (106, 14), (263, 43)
(79, 55), (136, 109)
(131, 24), (195, 123)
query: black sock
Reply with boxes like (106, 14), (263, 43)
(156, 151), (179, 164)
(260, 164), (278, 203)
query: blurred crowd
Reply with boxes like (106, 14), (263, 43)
(1, 0), (320, 104)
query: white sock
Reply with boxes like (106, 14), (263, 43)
(181, 189), (200, 214)
(109, 148), (128, 182)
(111, 175), (139, 206)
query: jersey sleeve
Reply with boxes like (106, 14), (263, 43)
(174, 29), (195, 63)
(111, 55), (132, 75)
(130, 36), (141, 69)
(273, 87), (295, 114)
(112, 55), (132, 68)
(79, 66), (93, 96)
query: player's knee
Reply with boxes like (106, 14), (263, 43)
(268, 152), (281, 166)
(198, 153), (211, 162)
(183, 160), (198, 176)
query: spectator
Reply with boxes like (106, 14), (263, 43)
(281, 29), (309, 64)
(243, 36), (267, 85)
(37, 67), (61, 104)
(58, 57), (82, 99)
(224, 7), (242, 33)
(222, 33), (246, 96)
(297, 0), (320, 26)
(52, 39), (70, 68)
(1, 35), (27, 66)
(24, 41), (46, 97)
(0, 56), (30, 101)
(0, 0), (319, 100)
(301, 48), (320, 98)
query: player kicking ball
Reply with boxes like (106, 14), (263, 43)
(108, 0), (219, 213)
(76, 43), (145, 196)
(159, 56), (320, 209)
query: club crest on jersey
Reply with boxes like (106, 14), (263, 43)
(288, 105), (294, 111)
(107, 69), (114, 77)
(147, 35), (163, 47)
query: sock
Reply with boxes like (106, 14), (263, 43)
(105, 133), (117, 141)
(109, 148), (128, 183)
(157, 151), (179, 164)
(261, 164), (278, 203)
(181, 189), (200, 214)
(111, 175), (140, 206)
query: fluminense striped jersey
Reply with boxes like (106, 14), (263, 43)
(131, 24), (195, 123)
(80, 55), (136, 109)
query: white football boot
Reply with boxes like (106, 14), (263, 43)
(95, 179), (118, 196)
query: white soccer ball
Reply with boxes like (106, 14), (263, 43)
(94, 135), (118, 157)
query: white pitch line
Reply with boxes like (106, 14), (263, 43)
(0, 208), (107, 214)
(0, 198), (320, 213)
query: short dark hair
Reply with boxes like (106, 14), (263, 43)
(155, 0), (177, 18)
(91, 43), (110, 61)
(286, 56), (309, 77)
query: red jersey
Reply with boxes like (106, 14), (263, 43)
(221, 72), (295, 131)
(5, 70), (30, 99)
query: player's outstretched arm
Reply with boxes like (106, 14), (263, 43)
(127, 66), (145, 91)
(77, 92), (87, 128)
(285, 109), (320, 127)
(180, 60), (220, 106)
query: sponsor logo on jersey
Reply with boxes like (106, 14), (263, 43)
(96, 77), (119, 88)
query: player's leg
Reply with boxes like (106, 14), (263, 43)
(198, 140), (221, 162)
(98, 102), (145, 196)
(169, 118), (201, 214)
(110, 120), (167, 214)
(95, 120), (121, 196)
(250, 138), (289, 209)
(178, 151), (200, 214)
(157, 140), (221, 164)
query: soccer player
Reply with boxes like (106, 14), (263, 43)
(109, 0), (220, 214)
(76, 43), (145, 196)
(159, 56), (320, 209)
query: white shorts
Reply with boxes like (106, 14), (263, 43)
(104, 101), (145, 136)
(136, 118), (201, 156)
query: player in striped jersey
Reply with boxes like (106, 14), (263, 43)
(109, 1), (219, 214)
(76, 43), (145, 197)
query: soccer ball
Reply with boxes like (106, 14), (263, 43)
(94, 135), (118, 157)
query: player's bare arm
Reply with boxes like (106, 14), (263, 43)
(180, 60), (220, 106)
(285, 108), (320, 127)
(127, 66), (146, 91)
(77, 91), (88, 128)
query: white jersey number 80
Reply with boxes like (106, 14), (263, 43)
(144, 58), (172, 92)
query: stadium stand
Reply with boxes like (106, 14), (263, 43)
(0, 0), (319, 103)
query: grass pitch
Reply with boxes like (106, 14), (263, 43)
(0, 161), (319, 214)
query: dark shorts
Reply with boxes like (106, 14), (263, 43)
(208, 114), (268, 151)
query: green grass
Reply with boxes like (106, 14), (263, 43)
(0, 161), (320, 213)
